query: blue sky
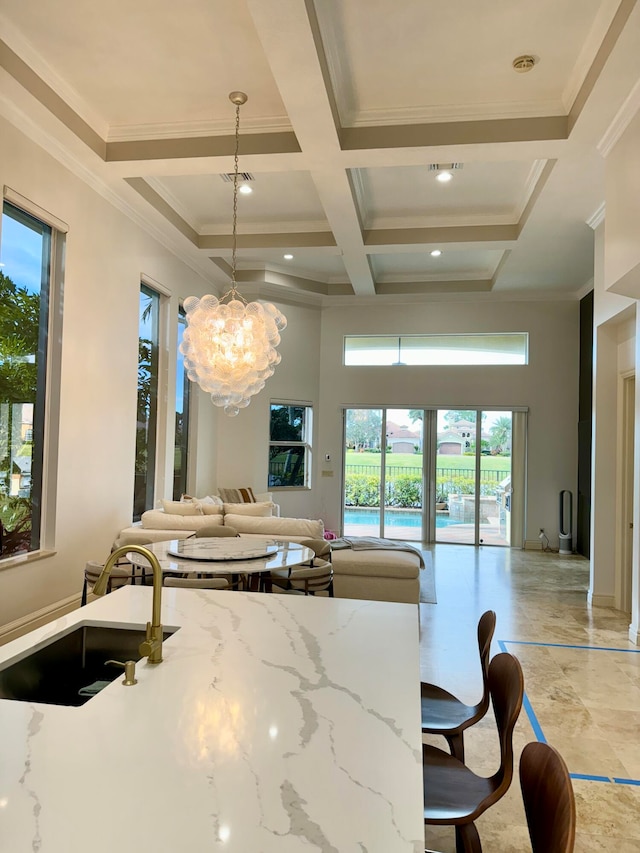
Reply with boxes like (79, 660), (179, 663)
(1, 212), (44, 294)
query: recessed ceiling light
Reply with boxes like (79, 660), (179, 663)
(436, 170), (453, 183)
(431, 249), (442, 257)
(238, 182), (253, 194)
(284, 253), (294, 260)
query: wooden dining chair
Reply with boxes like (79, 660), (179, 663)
(421, 609), (496, 761)
(268, 538), (334, 596)
(423, 652), (524, 853)
(519, 742), (576, 853)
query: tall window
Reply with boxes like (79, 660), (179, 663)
(0, 202), (52, 558)
(173, 306), (190, 500)
(268, 402), (312, 488)
(134, 284), (160, 520)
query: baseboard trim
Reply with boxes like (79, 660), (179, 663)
(0, 593), (82, 647)
(587, 591), (615, 608)
(523, 539), (544, 551)
(628, 623), (640, 646)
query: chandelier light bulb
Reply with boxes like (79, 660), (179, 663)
(431, 249), (442, 257)
(238, 182), (252, 195)
(436, 170), (452, 183)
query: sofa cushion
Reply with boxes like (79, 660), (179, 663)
(224, 514), (324, 539)
(223, 501), (275, 517)
(331, 548), (421, 580)
(161, 499), (202, 516)
(140, 510), (223, 530)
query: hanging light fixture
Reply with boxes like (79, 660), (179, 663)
(179, 91), (287, 417)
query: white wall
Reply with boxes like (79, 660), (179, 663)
(0, 117), (218, 626)
(605, 109), (640, 298)
(316, 299), (580, 543)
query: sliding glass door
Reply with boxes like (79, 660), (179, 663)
(343, 407), (521, 546)
(384, 410), (423, 541)
(343, 408), (423, 541)
(435, 410), (512, 546)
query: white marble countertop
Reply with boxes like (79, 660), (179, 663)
(0, 586), (424, 852)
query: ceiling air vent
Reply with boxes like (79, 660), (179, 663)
(220, 172), (254, 183)
(428, 163), (463, 172)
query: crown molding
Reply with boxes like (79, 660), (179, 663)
(586, 202), (606, 230)
(106, 114), (292, 142)
(597, 75), (640, 157)
(344, 100), (566, 128)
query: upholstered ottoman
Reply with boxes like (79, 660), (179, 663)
(330, 546), (421, 604)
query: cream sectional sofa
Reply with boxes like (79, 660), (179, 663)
(114, 502), (420, 605)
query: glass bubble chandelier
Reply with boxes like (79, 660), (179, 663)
(180, 92), (287, 417)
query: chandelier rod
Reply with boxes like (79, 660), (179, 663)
(227, 91), (247, 304)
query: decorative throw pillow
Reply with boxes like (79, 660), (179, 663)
(198, 502), (223, 516)
(161, 499), (202, 516)
(218, 487), (256, 503)
(222, 501), (274, 517)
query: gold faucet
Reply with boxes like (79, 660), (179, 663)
(92, 544), (164, 664)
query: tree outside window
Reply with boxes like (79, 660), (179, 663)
(0, 203), (51, 558)
(133, 285), (159, 520)
(268, 403), (312, 488)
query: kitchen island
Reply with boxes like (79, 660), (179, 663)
(0, 585), (423, 852)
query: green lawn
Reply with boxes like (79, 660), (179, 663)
(345, 451), (510, 471)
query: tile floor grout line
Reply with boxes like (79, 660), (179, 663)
(501, 638), (640, 787)
(503, 639), (640, 654)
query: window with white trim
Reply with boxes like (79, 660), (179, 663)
(268, 402), (312, 488)
(0, 200), (62, 558)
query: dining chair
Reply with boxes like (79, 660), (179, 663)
(423, 652), (525, 853)
(163, 576), (230, 590)
(192, 525), (239, 538)
(519, 742), (576, 853)
(82, 556), (153, 606)
(190, 525), (246, 588)
(421, 609), (496, 762)
(268, 537), (334, 596)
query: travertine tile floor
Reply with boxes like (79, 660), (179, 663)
(419, 544), (640, 852)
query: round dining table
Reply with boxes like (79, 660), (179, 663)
(127, 537), (314, 592)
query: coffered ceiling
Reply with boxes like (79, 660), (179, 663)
(1, 0), (640, 305)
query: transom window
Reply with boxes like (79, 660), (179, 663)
(344, 334), (529, 366)
(268, 402), (312, 488)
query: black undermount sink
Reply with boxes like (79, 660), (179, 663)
(0, 623), (178, 707)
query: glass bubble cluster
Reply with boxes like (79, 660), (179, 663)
(179, 294), (287, 417)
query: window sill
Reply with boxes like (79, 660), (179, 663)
(270, 486), (311, 492)
(0, 549), (57, 572)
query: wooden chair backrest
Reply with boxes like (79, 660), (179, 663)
(520, 742), (576, 853)
(486, 652), (524, 801)
(475, 609), (497, 715)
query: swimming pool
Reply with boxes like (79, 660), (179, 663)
(344, 508), (461, 528)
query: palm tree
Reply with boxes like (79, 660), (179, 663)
(489, 416), (512, 453)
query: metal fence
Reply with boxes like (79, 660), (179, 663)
(345, 465), (509, 483)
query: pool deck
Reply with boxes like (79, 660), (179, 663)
(343, 518), (509, 547)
